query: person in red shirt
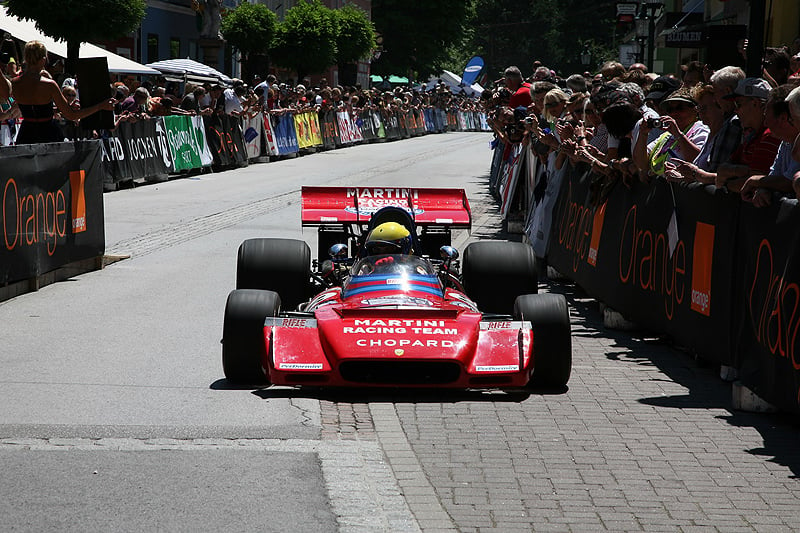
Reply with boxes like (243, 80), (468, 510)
(716, 78), (781, 192)
(504, 66), (531, 109)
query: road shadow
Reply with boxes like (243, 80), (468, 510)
(251, 387), (536, 403)
(466, 174), (525, 243)
(213, 378), (569, 403)
(546, 278), (800, 479)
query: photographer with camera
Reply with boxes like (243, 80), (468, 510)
(633, 88), (708, 178)
(503, 66), (531, 109)
(668, 78), (781, 192)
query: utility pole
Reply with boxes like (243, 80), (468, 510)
(745, 0), (766, 77)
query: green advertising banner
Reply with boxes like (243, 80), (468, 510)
(162, 116), (212, 172)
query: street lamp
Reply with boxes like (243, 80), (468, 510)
(580, 45), (591, 70)
(642, 0), (664, 72)
(635, 17), (649, 65)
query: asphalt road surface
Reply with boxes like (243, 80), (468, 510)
(2, 132), (800, 532)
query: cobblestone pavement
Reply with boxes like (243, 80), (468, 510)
(317, 191), (800, 531)
(321, 282), (800, 532)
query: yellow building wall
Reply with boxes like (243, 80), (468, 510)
(768, 0), (800, 47)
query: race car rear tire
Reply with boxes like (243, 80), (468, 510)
(222, 289), (280, 385)
(462, 241), (538, 314)
(236, 238), (311, 311)
(514, 293), (571, 389)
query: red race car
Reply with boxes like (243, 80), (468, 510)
(222, 186), (571, 390)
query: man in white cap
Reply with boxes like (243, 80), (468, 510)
(739, 84), (800, 206)
(716, 78), (781, 192)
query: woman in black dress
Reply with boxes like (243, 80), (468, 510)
(11, 40), (114, 144)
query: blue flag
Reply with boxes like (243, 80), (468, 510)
(461, 56), (484, 87)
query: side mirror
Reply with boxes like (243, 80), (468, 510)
(439, 245), (459, 261)
(328, 243), (349, 260)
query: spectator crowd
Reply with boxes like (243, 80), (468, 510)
(483, 44), (800, 207)
(0, 40), (481, 147)
(4, 36), (800, 208)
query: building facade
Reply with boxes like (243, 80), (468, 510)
(620, 0), (799, 77)
(98, 0), (373, 85)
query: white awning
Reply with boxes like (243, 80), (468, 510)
(424, 70), (484, 97)
(146, 58), (232, 85)
(0, 6), (160, 75)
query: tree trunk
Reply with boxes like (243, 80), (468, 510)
(66, 39), (81, 78)
(338, 63), (357, 87)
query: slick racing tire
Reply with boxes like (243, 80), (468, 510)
(236, 238), (311, 311)
(514, 293), (572, 389)
(462, 241), (538, 314)
(222, 289), (280, 385)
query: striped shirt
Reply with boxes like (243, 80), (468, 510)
(731, 127), (781, 174)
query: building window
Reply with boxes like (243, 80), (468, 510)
(170, 38), (181, 59)
(147, 34), (159, 63)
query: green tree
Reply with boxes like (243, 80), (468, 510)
(466, 0), (617, 80)
(270, 0), (337, 81)
(4, 0), (146, 75)
(221, 2), (277, 82)
(332, 4), (375, 86)
(371, 0), (474, 79)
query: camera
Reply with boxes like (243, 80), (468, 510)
(504, 122), (525, 143)
(524, 116), (535, 125)
(646, 117), (663, 129)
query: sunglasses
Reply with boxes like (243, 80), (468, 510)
(663, 103), (691, 113)
(545, 102), (562, 108)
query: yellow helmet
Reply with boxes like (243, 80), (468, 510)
(365, 222), (412, 255)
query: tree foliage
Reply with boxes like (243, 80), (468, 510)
(221, 2), (277, 81)
(221, 2), (277, 59)
(332, 4), (375, 65)
(466, 0), (617, 80)
(371, 0), (474, 79)
(270, 0), (338, 81)
(4, 0), (146, 74)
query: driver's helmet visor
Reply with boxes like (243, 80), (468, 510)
(366, 239), (403, 255)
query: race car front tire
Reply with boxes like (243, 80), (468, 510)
(514, 293), (571, 389)
(222, 289), (280, 385)
(462, 241), (538, 314)
(236, 238), (311, 311)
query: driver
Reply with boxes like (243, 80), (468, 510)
(361, 222), (413, 271)
(364, 222), (413, 256)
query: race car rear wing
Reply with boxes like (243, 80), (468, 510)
(301, 186), (472, 229)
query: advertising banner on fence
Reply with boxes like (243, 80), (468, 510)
(273, 113), (299, 155)
(359, 110), (376, 141)
(735, 198), (800, 413)
(204, 114), (248, 168)
(546, 167), (739, 364)
(243, 113), (264, 159)
(1, 141), (105, 285)
(499, 143), (526, 220)
(100, 119), (171, 184)
(306, 111), (323, 146)
(319, 110), (338, 149)
(383, 112), (401, 139)
(294, 111), (321, 149)
(527, 162), (567, 257)
(163, 115), (212, 171)
(336, 111), (364, 144)
(263, 114), (279, 156)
